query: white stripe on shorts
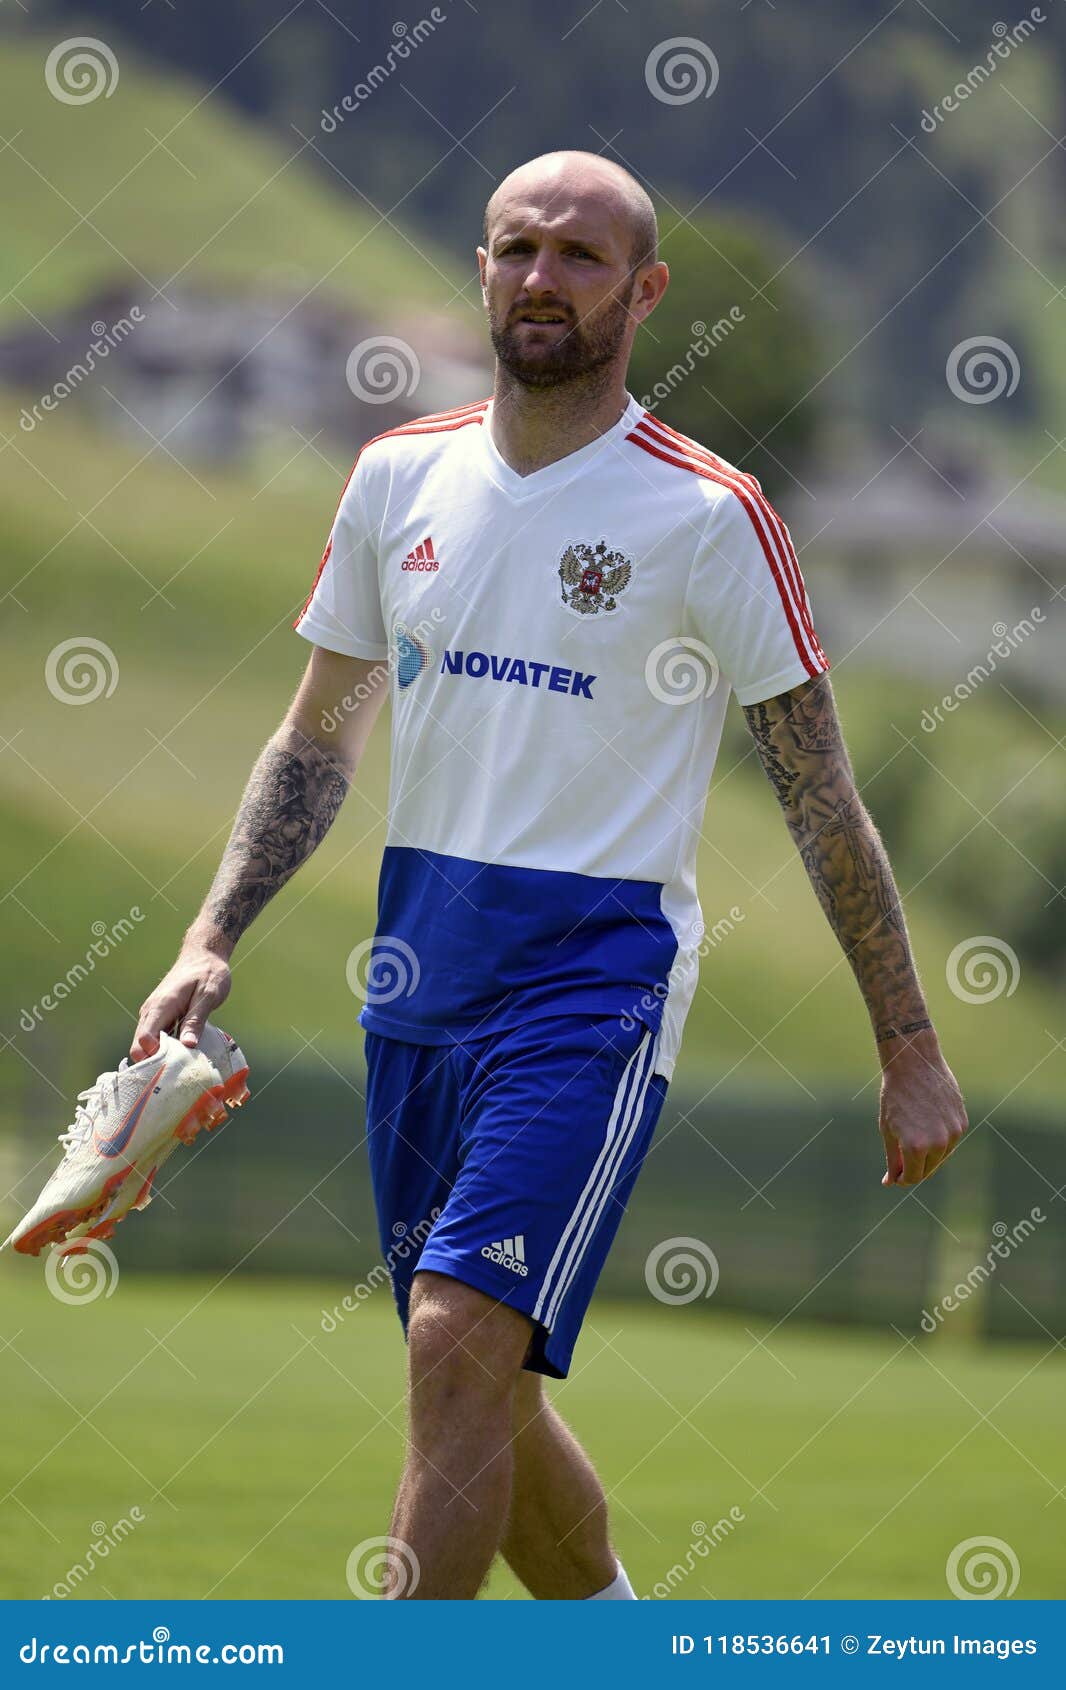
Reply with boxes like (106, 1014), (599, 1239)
(532, 1029), (656, 1329)
(543, 1032), (658, 1329)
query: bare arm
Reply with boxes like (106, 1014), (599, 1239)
(742, 674), (967, 1186)
(131, 646), (388, 1058)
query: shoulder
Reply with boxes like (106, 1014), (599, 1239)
(624, 408), (798, 567)
(358, 399), (490, 469)
(622, 407), (770, 517)
(332, 399), (489, 522)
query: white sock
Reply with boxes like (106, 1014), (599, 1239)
(585, 1562), (636, 1600)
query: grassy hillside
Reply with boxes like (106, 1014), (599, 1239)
(1, 402), (1061, 1126)
(4, 7), (1063, 499)
(0, 32), (467, 326)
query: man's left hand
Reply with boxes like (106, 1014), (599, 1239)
(880, 1036), (967, 1186)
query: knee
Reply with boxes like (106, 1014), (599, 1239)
(407, 1275), (530, 1418)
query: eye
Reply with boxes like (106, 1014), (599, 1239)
(568, 248), (599, 261)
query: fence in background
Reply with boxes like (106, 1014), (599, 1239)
(4, 1040), (1063, 1343)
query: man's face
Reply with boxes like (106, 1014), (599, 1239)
(479, 189), (643, 388)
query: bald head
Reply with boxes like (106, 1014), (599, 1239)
(484, 150), (658, 271)
(478, 149), (668, 393)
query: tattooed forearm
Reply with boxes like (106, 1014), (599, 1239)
(198, 726), (352, 950)
(743, 675), (930, 1047)
(742, 699), (793, 806)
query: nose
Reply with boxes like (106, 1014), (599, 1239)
(521, 244), (562, 297)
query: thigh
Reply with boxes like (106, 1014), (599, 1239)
(363, 1034), (462, 1330)
(414, 1015), (668, 1378)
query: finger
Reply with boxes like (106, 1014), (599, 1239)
(942, 1120), (966, 1163)
(921, 1132), (960, 1181)
(899, 1141), (929, 1186)
(130, 1018), (162, 1062)
(130, 992), (186, 1061)
(177, 988), (214, 1047)
(919, 1144), (947, 1182)
(881, 1130), (904, 1186)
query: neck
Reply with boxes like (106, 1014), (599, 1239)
(488, 366), (630, 477)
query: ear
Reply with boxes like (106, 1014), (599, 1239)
(476, 245), (489, 305)
(629, 260), (669, 325)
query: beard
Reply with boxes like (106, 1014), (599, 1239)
(489, 290), (633, 389)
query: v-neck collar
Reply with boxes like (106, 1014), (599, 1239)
(477, 393), (641, 499)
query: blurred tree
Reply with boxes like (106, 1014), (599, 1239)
(627, 207), (822, 493)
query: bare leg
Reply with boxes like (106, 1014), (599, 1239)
(500, 1370), (621, 1598)
(385, 1271), (532, 1600)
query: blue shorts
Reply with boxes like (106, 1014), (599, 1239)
(363, 1013), (668, 1377)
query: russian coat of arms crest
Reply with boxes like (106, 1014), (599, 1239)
(557, 540), (632, 617)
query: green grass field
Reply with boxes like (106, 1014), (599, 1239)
(0, 1271), (1060, 1600)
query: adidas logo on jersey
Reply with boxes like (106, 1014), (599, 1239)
(401, 536), (439, 572)
(481, 1235), (529, 1277)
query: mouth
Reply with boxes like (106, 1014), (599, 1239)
(515, 312), (569, 327)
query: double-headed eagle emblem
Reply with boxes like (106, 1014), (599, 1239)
(558, 540), (632, 617)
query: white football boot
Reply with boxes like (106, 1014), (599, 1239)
(3, 1022), (249, 1257)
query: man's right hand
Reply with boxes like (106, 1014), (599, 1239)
(131, 943), (233, 1060)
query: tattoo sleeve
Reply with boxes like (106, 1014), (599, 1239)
(742, 675), (931, 1048)
(199, 725), (352, 950)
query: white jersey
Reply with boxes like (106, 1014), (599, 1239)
(295, 394), (829, 1078)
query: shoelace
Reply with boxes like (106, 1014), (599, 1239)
(58, 1059), (129, 1157)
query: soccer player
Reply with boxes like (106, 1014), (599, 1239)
(131, 152), (967, 1600)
